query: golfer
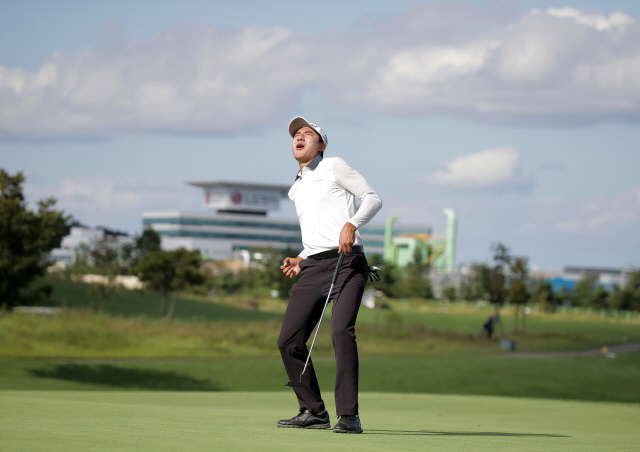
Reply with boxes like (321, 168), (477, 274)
(277, 117), (382, 434)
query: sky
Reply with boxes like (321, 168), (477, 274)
(1, 0), (639, 272)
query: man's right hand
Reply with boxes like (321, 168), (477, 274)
(281, 256), (303, 278)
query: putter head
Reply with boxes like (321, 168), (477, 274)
(285, 374), (304, 388)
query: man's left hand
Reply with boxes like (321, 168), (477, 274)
(338, 222), (357, 256)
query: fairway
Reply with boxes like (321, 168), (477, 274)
(1, 391), (638, 452)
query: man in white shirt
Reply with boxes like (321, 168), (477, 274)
(277, 117), (382, 434)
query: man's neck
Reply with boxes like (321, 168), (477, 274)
(298, 154), (322, 171)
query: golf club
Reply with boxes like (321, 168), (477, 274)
(285, 251), (345, 388)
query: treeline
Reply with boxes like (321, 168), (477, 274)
(368, 242), (639, 333)
(443, 243), (640, 317)
(2, 168), (638, 318)
(66, 230), (300, 318)
(71, 234), (640, 317)
(0, 168), (296, 315)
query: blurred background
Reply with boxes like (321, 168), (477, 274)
(1, 0), (639, 403)
(1, 0), (639, 272)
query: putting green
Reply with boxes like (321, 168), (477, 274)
(1, 391), (638, 451)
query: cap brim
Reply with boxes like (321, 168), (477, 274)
(288, 117), (311, 138)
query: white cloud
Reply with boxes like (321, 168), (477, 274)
(357, 6), (640, 122)
(1, 4), (639, 140)
(425, 147), (533, 194)
(544, 8), (634, 32)
(527, 186), (640, 236)
(382, 43), (494, 85)
(25, 177), (201, 233)
(0, 25), (316, 139)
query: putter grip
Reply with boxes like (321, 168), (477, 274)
(331, 252), (345, 285)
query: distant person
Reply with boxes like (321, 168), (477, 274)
(483, 316), (494, 338)
(277, 117), (382, 434)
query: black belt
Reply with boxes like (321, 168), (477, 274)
(309, 246), (363, 260)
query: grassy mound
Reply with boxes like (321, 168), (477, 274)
(4, 278), (639, 405)
(39, 277), (282, 322)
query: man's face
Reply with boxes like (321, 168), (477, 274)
(292, 126), (325, 165)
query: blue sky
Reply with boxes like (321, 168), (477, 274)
(1, 0), (639, 272)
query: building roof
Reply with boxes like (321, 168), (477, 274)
(564, 266), (625, 276)
(187, 181), (290, 194)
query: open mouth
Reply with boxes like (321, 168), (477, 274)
(296, 143), (304, 150)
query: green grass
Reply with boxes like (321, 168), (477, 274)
(0, 311), (284, 358)
(4, 282), (640, 451)
(357, 304), (640, 352)
(5, 307), (638, 359)
(41, 278), (640, 354)
(2, 351), (639, 403)
(1, 391), (638, 451)
(40, 277), (282, 322)
(4, 278), (639, 407)
(14, 277), (640, 359)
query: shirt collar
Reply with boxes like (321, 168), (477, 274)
(295, 154), (323, 180)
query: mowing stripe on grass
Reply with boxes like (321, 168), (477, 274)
(3, 352), (639, 404)
(1, 391), (638, 452)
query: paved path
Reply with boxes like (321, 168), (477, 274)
(494, 341), (640, 358)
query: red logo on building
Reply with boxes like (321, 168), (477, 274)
(231, 192), (242, 204)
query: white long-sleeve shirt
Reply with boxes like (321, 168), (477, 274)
(288, 155), (383, 259)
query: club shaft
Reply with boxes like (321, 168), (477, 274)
(300, 252), (345, 378)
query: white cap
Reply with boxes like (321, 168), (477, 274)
(288, 116), (328, 145)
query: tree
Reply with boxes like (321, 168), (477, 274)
(571, 274), (599, 307)
(86, 237), (120, 313)
(166, 248), (206, 319)
(71, 233), (142, 313)
(530, 278), (555, 311)
(441, 285), (456, 301)
(610, 269), (640, 311)
(210, 263), (252, 295)
(230, 247), (299, 299)
(508, 256), (530, 332)
(492, 243), (512, 268)
(459, 263), (492, 301)
(591, 286), (610, 310)
(393, 247), (433, 299)
(120, 227), (161, 272)
(489, 243), (511, 320)
(134, 250), (176, 316)
(400, 262), (433, 299)
(133, 248), (206, 319)
(489, 267), (506, 306)
(0, 169), (69, 308)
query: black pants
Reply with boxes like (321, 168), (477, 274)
(277, 252), (368, 416)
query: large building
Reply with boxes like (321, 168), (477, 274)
(548, 266), (631, 292)
(50, 225), (135, 266)
(143, 181), (431, 260)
